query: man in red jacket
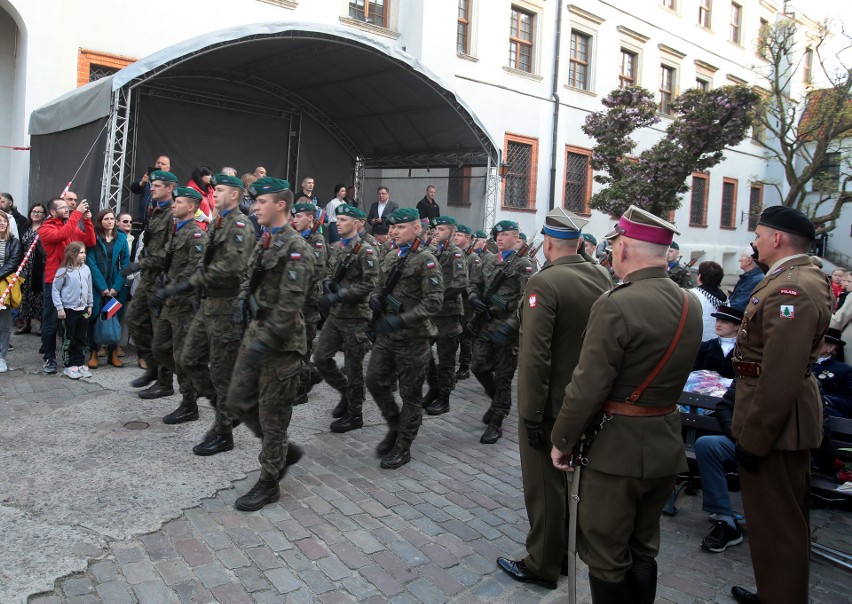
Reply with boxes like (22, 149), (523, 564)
(40, 197), (96, 373)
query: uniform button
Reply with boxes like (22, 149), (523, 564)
(560, 437), (568, 444)
(535, 410), (541, 415)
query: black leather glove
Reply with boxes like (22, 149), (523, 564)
(369, 293), (384, 312)
(524, 420), (544, 450)
(735, 444), (761, 474)
(322, 279), (340, 296)
(148, 289), (167, 318)
(318, 292), (342, 313)
(470, 295), (489, 313)
(490, 322), (514, 346)
(374, 314), (406, 335)
(121, 261), (140, 277)
(245, 339), (271, 366)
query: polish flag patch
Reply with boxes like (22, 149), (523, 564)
(315, 241), (324, 248)
(528, 294), (537, 308)
(290, 252), (302, 260)
(525, 266), (533, 273)
(366, 248), (374, 255)
(193, 232), (204, 238)
(426, 261), (436, 269)
(235, 221), (246, 228)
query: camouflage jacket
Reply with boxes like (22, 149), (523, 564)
(162, 220), (207, 308)
(325, 235), (379, 321)
(191, 209), (255, 303)
(433, 241), (468, 317)
(468, 249), (534, 325)
(302, 230), (328, 320)
(138, 202), (173, 286)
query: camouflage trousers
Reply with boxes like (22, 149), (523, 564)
(365, 333), (430, 450)
(298, 308), (321, 395)
(127, 282), (169, 384)
(471, 323), (519, 419)
(312, 316), (371, 415)
(227, 328), (302, 481)
(152, 300), (196, 402)
(179, 297), (241, 433)
(457, 300), (473, 367)
(426, 315), (462, 395)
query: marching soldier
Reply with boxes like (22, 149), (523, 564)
(313, 204), (378, 432)
(666, 241), (694, 287)
(365, 208), (443, 469)
(453, 224), (479, 380)
(550, 205), (702, 603)
(180, 174), (256, 454)
(422, 216), (468, 415)
(497, 209), (611, 589)
(468, 220), (533, 444)
(146, 188), (208, 422)
(226, 177), (314, 512)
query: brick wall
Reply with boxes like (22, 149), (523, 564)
(77, 49), (137, 87)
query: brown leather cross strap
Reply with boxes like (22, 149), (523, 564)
(603, 401), (677, 417)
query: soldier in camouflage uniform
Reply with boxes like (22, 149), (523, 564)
(143, 188), (208, 421)
(179, 174), (256, 454)
(468, 220), (533, 444)
(365, 207), (443, 469)
(666, 241), (694, 287)
(123, 170), (178, 389)
(226, 177), (314, 512)
(422, 216), (468, 415)
(454, 225), (479, 380)
(313, 204), (378, 432)
(291, 201), (327, 405)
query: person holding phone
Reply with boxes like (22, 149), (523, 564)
(130, 155), (171, 227)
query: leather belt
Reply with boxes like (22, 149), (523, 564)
(732, 360), (761, 378)
(206, 288), (239, 298)
(603, 400), (677, 417)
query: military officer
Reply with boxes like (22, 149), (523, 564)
(226, 177), (314, 512)
(729, 206), (831, 604)
(468, 220), (533, 444)
(453, 224), (479, 380)
(666, 241), (694, 287)
(180, 174), (256, 454)
(144, 188), (208, 422)
(291, 200), (327, 405)
(550, 205), (702, 603)
(123, 170), (177, 389)
(497, 209), (611, 590)
(365, 207), (443, 469)
(314, 203), (379, 432)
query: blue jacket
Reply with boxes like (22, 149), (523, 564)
(814, 356), (852, 419)
(86, 231), (130, 313)
(728, 267), (764, 311)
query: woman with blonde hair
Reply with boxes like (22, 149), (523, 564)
(0, 209), (23, 372)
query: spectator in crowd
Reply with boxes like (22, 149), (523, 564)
(830, 267), (845, 303)
(816, 327), (852, 419)
(690, 261), (727, 341)
(693, 306), (741, 379)
(220, 166), (238, 177)
(367, 186), (398, 232)
(187, 166), (215, 230)
(14, 204), (47, 335)
(86, 209), (130, 369)
(116, 211), (135, 358)
(253, 166), (266, 178)
(0, 209), (23, 373)
(838, 272), (852, 311)
(727, 247), (765, 311)
(240, 174), (262, 239)
(325, 184), (346, 243)
(0, 192), (27, 236)
(831, 278), (852, 353)
(416, 185), (440, 225)
(344, 185), (358, 208)
(130, 155), (170, 225)
(295, 176), (317, 203)
(51, 242), (93, 380)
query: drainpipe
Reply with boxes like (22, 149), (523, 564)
(548, 2), (564, 210)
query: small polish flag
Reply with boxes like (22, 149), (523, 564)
(100, 298), (122, 320)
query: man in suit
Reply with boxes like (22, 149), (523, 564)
(366, 186), (398, 232)
(497, 209), (610, 589)
(550, 205), (703, 603)
(729, 206), (832, 604)
(693, 305), (742, 379)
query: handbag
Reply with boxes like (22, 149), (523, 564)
(0, 275), (25, 309)
(94, 314), (121, 346)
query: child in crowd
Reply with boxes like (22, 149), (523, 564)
(52, 241), (93, 379)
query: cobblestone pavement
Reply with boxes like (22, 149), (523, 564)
(2, 330), (850, 603)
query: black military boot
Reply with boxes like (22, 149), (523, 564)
(293, 390), (309, 406)
(588, 574), (632, 603)
(380, 445), (411, 469)
(278, 443), (305, 481)
(421, 386), (439, 407)
(331, 393), (349, 419)
(455, 364), (470, 380)
(192, 429), (234, 456)
(626, 564), (657, 604)
(330, 413), (364, 433)
(130, 367), (158, 388)
(139, 382), (175, 399)
(163, 401), (199, 424)
(234, 479), (280, 511)
(425, 393), (450, 416)
(480, 415), (503, 444)
(482, 408), (493, 425)
(376, 430), (398, 457)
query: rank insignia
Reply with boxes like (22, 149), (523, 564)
(780, 304), (795, 319)
(429, 277), (439, 286)
(780, 288), (798, 296)
(194, 245), (202, 253)
(235, 234), (243, 243)
(367, 260), (374, 268)
(288, 270), (297, 281)
(528, 294), (537, 308)
(456, 262), (464, 270)
(290, 252), (302, 260)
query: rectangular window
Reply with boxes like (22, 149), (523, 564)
(803, 47), (813, 84)
(757, 18), (769, 59)
(349, 0), (387, 28)
(748, 184), (762, 231)
(457, 0), (470, 55)
(729, 2), (742, 44)
(448, 166), (472, 207)
(569, 30), (592, 90)
(77, 49), (136, 87)
(695, 77), (709, 91)
(509, 6), (535, 73)
(661, 0), (677, 10)
(659, 65), (676, 115)
(698, 0), (712, 28)
(816, 152), (842, 191)
(690, 173), (709, 226)
(564, 146), (592, 214)
(503, 133), (538, 209)
(620, 49), (637, 88)
(721, 178), (738, 228)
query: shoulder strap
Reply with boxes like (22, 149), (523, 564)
(626, 289), (690, 403)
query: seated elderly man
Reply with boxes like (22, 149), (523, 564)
(815, 327), (852, 419)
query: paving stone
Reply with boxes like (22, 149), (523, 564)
(133, 580), (180, 603)
(141, 532), (179, 561)
(345, 530), (385, 554)
(62, 577), (95, 597)
(155, 558), (195, 586)
(295, 537), (330, 560)
(334, 542), (373, 569)
(233, 566), (272, 593)
(300, 568), (335, 593)
(264, 567), (301, 594)
(90, 560), (119, 583)
(406, 578), (446, 604)
(215, 547), (252, 569)
(388, 540), (428, 566)
(173, 578), (214, 604)
(28, 596), (60, 604)
(244, 546), (282, 571)
(210, 582), (253, 604)
(259, 529), (293, 552)
(175, 539), (215, 567)
(361, 565), (405, 597)
(317, 555), (353, 581)
(194, 562), (232, 589)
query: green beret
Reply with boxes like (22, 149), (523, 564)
(457, 224), (472, 235)
(211, 173), (244, 189)
(150, 170), (178, 184)
(387, 207), (420, 224)
(433, 215), (458, 227)
(473, 230), (487, 239)
(173, 186), (202, 202)
(582, 233), (597, 245)
(248, 177), (291, 198)
(335, 203), (367, 220)
(669, 241), (679, 250)
(492, 220), (520, 235)
(519, 232), (528, 241)
(292, 202), (317, 215)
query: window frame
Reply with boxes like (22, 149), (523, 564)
(502, 133), (539, 211)
(457, 0), (471, 55)
(447, 166), (472, 207)
(348, 0), (389, 28)
(77, 49), (136, 88)
(748, 183), (763, 231)
(659, 63), (677, 116)
(568, 29), (593, 91)
(729, 2), (742, 45)
(563, 145), (593, 215)
(508, 5), (536, 74)
(803, 47), (814, 84)
(619, 48), (638, 88)
(661, 0), (677, 12)
(698, 0), (712, 29)
(720, 177), (738, 229)
(689, 172), (710, 227)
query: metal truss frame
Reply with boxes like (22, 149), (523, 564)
(101, 86), (133, 213)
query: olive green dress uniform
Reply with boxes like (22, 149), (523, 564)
(313, 234), (378, 417)
(552, 267), (702, 582)
(517, 254), (611, 583)
(365, 241), (443, 453)
(732, 254), (831, 603)
(299, 230), (327, 394)
(152, 220), (208, 400)
(457, 249), (482, 373)
(227, 227), (314, 482)
(425, 240), (468, 398)
(180, 208), (255, 434)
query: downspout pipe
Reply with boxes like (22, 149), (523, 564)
(548, 2), (564, 211)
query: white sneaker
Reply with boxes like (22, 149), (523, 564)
(0, 358), (7, 372)
(78, 365), (92, 378)
(63, 366), (81, 380)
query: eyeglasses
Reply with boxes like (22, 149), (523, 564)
(31, 210), (45, 215)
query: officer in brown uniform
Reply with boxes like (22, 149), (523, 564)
(729, 207), (832, 604)
(550, 205), (702, 603)
(497, 209), (611, 589)
(453, 224), (479, 380)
